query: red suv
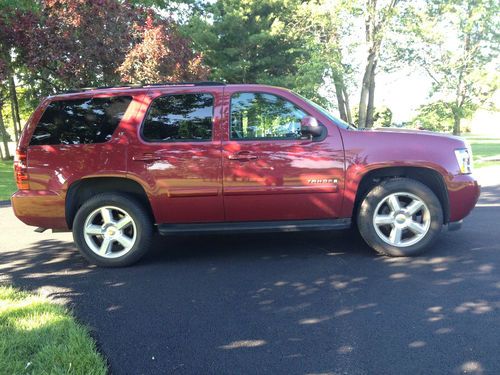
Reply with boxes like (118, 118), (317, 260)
(12, 82), (480, 266)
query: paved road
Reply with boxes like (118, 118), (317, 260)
(1, 183), (499, 375)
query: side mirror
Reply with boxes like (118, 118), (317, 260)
(300, 116), (322, 137)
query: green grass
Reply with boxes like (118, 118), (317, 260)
(0, 160), (16, 201)
(465, 134), (500, 169)
(0, 285), (107, 374)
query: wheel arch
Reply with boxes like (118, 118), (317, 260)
(66, 176), (155, 229)
(352, 166), (450, 224)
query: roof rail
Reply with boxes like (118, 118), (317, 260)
(143, 81), (226, 87)
(56, 81), (226, 95)
(57, 84), (141, 95)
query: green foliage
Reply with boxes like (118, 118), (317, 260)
(410, 100), (477, 132)
(2, 86), (34, 126)
(411, 101), (455, 132)
(394, 0), (499, 134)
(352, 105), (393, 127)
(0, 0), (39, 13)
(288, 0), (358, 110)
(187, 0), (304, 85)
(0, 285), (108, 373)
(186, 0), (359, 111)
(1, 0), (498, 137)
(373, 106), (393, 127)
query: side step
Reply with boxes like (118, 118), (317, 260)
(158, 218), (351, 236)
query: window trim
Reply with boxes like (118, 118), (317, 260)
(139, 93), (215, 143)
(229, 91), (327, 142)
(29, 95), (133, 146)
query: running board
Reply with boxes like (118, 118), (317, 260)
(158, 218), (351, 236)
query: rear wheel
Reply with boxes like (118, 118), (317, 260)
(73, 193), (152, 267)
(357, 178), (443, 257)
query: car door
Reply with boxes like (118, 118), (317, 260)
(127, 86), (224, 224)
(221, 86), (345, 222)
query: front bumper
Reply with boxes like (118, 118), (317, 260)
(447, 173), (480, 222)
(447, 220), (463, 231)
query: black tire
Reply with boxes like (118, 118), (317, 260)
(357, 178), (443, 257)
(73, 193), (153, 267)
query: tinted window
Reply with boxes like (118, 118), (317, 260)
(142, 94), (213, 142)
(230, 93), (306, 140)
(30, 96), (132, 145)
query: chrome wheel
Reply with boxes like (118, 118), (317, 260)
(83, 206), (137, 259)
(372, 192), (431, 248)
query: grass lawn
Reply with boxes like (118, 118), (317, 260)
(0, 285), (107, 374)
(465, 134), (500, 169)
(0, 160), (16, 201)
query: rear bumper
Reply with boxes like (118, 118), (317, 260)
(447, 173), (480, 222)
(11, 190), (68, 230)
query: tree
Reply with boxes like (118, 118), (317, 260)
(0, 81), (11, 159)
(411, 101), (459, 132)
(373, 105), (393, 127)
(118, 14), (208, 84)
(0, 0), (210, 140)
(397, 0), (499, 135)
(358, 0), (401, 128)
(187, 0), (304, 85)
(289, 0), (357, 121)
(16, 0), (141, 91)
(0, 4), (38, 142)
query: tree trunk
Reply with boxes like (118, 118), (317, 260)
(343, 85), (352, 124)
(333, 77), (348, 122)
(8, 74), (21, 142)
(453, 112), (461, 136)
(366, 61), (377, 128)
(358, 51), (376, 128)
(0, 108), (11, 160)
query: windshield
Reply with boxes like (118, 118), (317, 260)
(296, 94), (356, 130)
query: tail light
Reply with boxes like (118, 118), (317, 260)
(14, 148), (29, 190)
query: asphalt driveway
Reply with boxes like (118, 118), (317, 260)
(1, 181), (499, 374)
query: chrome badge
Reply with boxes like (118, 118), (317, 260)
(307, 178), (338, 184)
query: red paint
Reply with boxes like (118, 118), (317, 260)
(11, 84), (480, 230)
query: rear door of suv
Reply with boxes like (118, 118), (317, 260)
(221, 86), (345, 222)
(127, 86), (224, 224)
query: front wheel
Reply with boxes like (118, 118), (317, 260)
(357, 178), (443, 257)
(73, 193), (153, 267)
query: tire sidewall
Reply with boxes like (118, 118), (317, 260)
(358, 178), (443, 257)
(73, 193), (152, 267)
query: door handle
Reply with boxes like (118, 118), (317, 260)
(132, 154), (161, 162)
(228, 153), (258, 161)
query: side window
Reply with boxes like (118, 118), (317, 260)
(30, 96), (132, 145)
(230, 93), (306, 140)
(142, 94), (213, 142)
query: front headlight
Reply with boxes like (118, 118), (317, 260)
(454, 148), (472, 174)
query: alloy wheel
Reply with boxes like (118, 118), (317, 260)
(372, 192), (431, 248)
(83, 206), (137, 258)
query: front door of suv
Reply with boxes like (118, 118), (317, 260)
(127, 87), (224, 224)
(222, 87), (345, 222)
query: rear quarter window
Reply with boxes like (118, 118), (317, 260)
(29, 96), (132, 145)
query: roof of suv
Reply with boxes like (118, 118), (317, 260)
(49, 82), (287, 100)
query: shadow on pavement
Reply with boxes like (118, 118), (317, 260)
(0, 187), (499, 374)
